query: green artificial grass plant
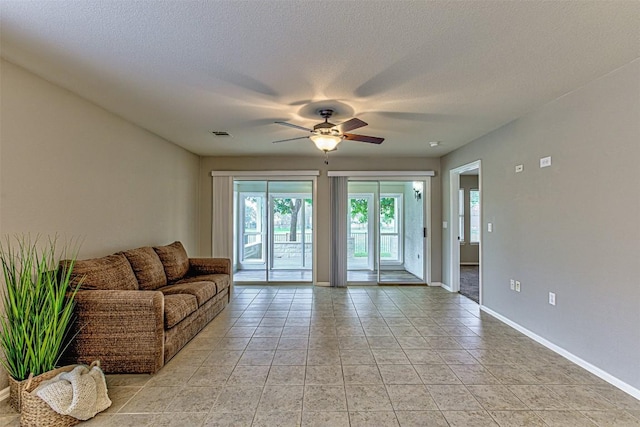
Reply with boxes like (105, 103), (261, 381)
(0, 235), (81, 381)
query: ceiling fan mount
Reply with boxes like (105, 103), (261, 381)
(273, 108), (384, 154)
(313, 109), (338, 132)
(317, 108), (335, 120)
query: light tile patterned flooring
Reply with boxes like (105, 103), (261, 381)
(1, 285), (639, 426)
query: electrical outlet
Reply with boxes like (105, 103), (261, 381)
(515, 281), (521, 292)
(549, 292), (556, 305)
(510, 279), (515, 290)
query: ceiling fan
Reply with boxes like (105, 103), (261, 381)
(272, 109), (384, 153)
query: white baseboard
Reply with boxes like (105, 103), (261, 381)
(480, 305), (640, 401)
(429, 282), (442, 287)
(0, 386), (9, 402)
(440, 282), (454, 292)
(315, 281), (330, 287)
(460, 262), (479, 266)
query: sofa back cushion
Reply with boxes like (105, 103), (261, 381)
(122, 246), (168, 290)
(153, 241), (190, 283)
(64, 253), (139, 291)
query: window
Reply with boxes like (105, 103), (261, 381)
(380, 195), (401, 261)
(470, 189), (480, 243)
(241, 193), (265, 262)
(458, 188), (465, 243)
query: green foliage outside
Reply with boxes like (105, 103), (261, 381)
(253, 195), (397, 244)
(350, 197), (395, 225)
(272, 198), (312, 241)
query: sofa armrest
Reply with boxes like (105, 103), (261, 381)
(189, 257), (231, 275)
(63, 290), (165, 374)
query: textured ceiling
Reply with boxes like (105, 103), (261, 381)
(1, 1), (638, 157)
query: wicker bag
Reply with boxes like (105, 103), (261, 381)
(7, 375), (28, 413)
(20, 365), (82, 427)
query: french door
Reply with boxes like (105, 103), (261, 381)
(234, 179), (314, 283)
(347, 180), (426, 284)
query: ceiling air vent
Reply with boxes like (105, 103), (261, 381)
(210, 131), (231, 137)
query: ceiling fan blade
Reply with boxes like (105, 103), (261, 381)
(335, 118), (367, 133)
(344, 133), (384, 144)
(274, 121), (313, 132)
(272, 136), (310, 144)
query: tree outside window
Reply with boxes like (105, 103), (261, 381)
(272, 198), (312, 241)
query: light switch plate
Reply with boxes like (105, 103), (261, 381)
(540, 156), (552, 168)
(443, 221), (448, 229)
(488, 223), (493, 232)
(549, 292), (556, 305)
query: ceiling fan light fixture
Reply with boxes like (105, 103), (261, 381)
(310, 134), (342, 152)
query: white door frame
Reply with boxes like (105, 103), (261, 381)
(213, 170), (319, 284)
(449, 160), (482, 303)
(344, 177), (431, 285)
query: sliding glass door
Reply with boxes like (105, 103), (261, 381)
(347, 184), (378, 281)
(234, 179), (314, 283)
(237, 181), (268, 281)
(347, 179), (426, 284)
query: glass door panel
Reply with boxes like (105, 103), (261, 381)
(379, 180), (425, 283)
(236, 181), (267, 282)
(379, 182), (402, 283)
(233, 179), (313, 283)
(344, 179), (426, 285)
(380, 192), (401, 263)
(347, 181), (379, 283)
(268, 180), (313, 282)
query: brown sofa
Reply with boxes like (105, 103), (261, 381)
(61, 241), (230, 374)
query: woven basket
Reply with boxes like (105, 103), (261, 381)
(20, 365), (82, 427)
(8, 375), (28, 413)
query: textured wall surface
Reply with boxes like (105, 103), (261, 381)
(441, 60), (640, 390)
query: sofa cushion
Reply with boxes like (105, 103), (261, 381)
(188, 258), (231, 275)
(177, 274), (229, 292)
(163, 294), (198, 329)
(153, 241), (190, 283)
(122, 247), (167, 290)
(63, 254), (139, 291)
(159, 281), (217, 307)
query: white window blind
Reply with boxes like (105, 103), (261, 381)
(212, 176), (233, 258)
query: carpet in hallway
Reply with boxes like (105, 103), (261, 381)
(459, 265), (479, 303)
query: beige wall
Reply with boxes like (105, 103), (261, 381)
(1, 60), (200, 256)
(0, 60), (201, 387)
(441, 60), (640, 391)
(199, 156), (442, 283)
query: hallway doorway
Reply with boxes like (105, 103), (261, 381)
(458, 169), (480, 302)
(449, 161), (482, 303)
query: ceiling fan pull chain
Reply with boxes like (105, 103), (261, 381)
(324, 151), (329, 165)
